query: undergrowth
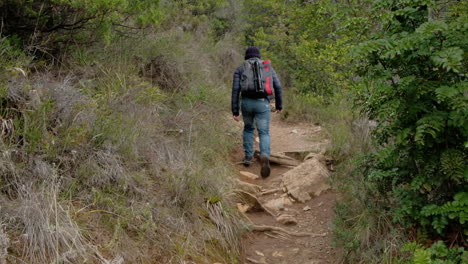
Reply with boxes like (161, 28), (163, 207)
(0, 4), (246, 263)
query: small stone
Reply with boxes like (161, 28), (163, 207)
(291, 248), (300, 255)
(240, 171), (260, 180)
(303, 206), (311, 211)
(283, 197), (293, 206)
(276, 214), (298, 225)
(236, 203), (250, 213)
(291, 129), (298, 134)
(255, 137), (260, 143)
(272, 251), (284, 257)
(255, 250), (265, 257)
(318, 202), (323, 207)
(265, 198), (285, 211)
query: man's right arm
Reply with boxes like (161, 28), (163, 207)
(231, 67), (242, 117)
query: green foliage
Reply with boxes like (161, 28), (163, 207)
(421, 192), (468, 234)
(0, 0), (163, 56)
(402, 241), (467, 264)
(0, 36), (32, 94)
(354, 0), (467, 245)
(244, 0), (374, 96)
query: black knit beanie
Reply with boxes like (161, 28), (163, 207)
(245, 46), (261, 60)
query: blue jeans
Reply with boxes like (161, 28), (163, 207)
(241, 97), (271, 158)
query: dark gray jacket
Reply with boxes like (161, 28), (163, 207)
(231, 63), (283, 116)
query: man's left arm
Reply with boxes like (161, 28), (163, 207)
(232, 67), (242, 121)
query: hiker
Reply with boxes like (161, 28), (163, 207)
(231, 46), (283, 178)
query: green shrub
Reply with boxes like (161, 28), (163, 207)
(402, 241), (467, 264)
(0, 0), (163, 55)
(353, 0), (467, 249)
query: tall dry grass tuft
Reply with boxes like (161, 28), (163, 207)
(0, 225), (8, 264)
(1, 180), (91, 263)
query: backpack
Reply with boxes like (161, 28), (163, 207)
(240, 58), (273, 96)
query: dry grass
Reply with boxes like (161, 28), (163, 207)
(0, 225), (8, 264)
(0, 159), (97, 263)
(0, 25), (245, 264)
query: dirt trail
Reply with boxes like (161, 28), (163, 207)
(233, 114), (340, 264)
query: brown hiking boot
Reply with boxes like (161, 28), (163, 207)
(259, 155), (270, 178)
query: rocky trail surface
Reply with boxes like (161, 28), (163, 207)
(232, 114), (340, 264)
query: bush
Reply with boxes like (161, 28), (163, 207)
(353, 0), (467, 254)
(402, 241), (467, 264)
(0, 0), (162, 57)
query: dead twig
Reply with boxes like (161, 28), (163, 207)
(260, 188), (281, 196)
(265, 231), (290, 241)
(246, 257), (264, 264)
(250, 225), (327, 237)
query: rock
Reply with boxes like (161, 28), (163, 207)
(236, 203), (250, 213)
(233, 190), (263, 212)
(304, 152), (330, 163)
(283, 197), (293, 206)
(264, 197), (285, 211)
(255, 250), (265, 257)
(272, 251), (284, 257)
(240, 171), (260, 180)
(255, 137), (260, 143)
(234, 179), (261, 194)
(282, 157), (331, 202)
(303, 206), (311, 211)
(276, 214), (298, 225)
(264, 197), (293, 211)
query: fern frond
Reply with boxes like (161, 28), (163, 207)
(440, 149), (466, 182)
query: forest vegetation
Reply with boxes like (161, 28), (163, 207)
(0, 0), (466, 263)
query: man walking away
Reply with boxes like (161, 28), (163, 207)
(231, 46), (283, 178)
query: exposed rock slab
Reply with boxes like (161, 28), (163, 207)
(264, 197), (293, 212)
(282, 157), (330, 202)
(234, 179), (261, 194)
(264, 197), (285, 211)
(276, 214), (298, 225)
